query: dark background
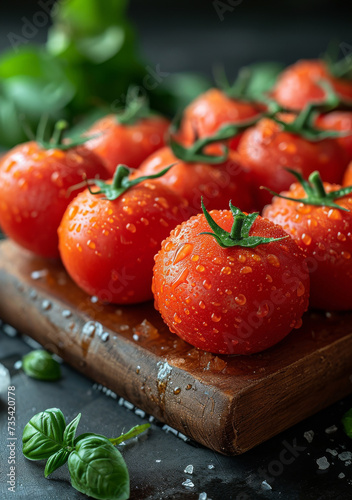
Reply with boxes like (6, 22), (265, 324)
(1, 0), (351, 78)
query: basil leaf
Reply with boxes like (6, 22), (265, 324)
(63, 413), (81, 448)
(342, 408), (352, 438)
(68, 435), (129, 500)
(22, 408), (66, 460)
(44, 448), (70, 478)
(22, 350), (61, 381)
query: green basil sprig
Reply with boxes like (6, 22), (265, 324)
(22, 408), (150, 500)
(22, 350), (61, 381)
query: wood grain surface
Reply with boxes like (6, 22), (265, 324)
(0, 240), (352, 455)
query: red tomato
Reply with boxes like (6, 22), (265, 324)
(153, 203), (309, 355)
(178, 88), (263, 150)
(58, 167), (190, 304)
(0, 141), (108, 258)
(237, 114), (348, 208)
(272, 60), (352, 111)
(263, 173), (352, 310)
(132, 146), (254, 215)
(86, 114), (170, 175)
(343, 161), (352, 186)
(315, 111), (352, 161)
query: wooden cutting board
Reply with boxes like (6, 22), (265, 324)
(1, 239), (352, 455)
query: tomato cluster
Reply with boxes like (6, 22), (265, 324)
(1, 53), (352, 356)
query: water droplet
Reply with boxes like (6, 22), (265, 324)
(342, 251), (351, 259)
(155, 197), (169, 209)
(68, 205), (78, 220)
(211, 313), (221, 322)
(240, 266), (252, 274)
(235, 294), (246, 306)
(196, 264), (205, 273)
(221, 266), (231, 275)
(237, 254), (246, 263)
(202, 279), (212, 290)
(297, 281), (305, 297)
(225, 289), (232, 295)
(337, 232), (346, 241)
(172, 268), (189, 289)
(199, 300), (206, 309)
(136, 366), (140, 374)
(173, 243), (193, 264)
(101, 332), (109, 342)
(173, 313), (182, 324)
(302, 233), (312, 245)
(191, 254), (199, 262)
(257, 303), (269, 317)
(62, 309), (72, 318)
(267, 254), (280, 267)
(87, 240), (96, 249)
(185, 384), (192, 390)
(126, 223), (136, 233)
(123, 206), (133, 215)
(174, 387), (181, 395)
(31, 269), (48, 280)
(327, 208), (342, 220)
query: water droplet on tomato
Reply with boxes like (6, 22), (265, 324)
(191, 254), (200, 262)
(173, 313), (182, 324)
(155, 197), (169, 209)
(240, 266), (252, 274)
(202, 279), (212, 290)
(87, 240), (96, 249)
(297, 281), (305, 297)
(141, 217), (149, 226)
(337, 232), (347, 242)
(199, 301), (206, 309)
(211, 313), (221, 322)
(302, 233), (312, 245)
(235, 294), (246, 306)
(342, 251), (351, 259)
(68, 205), (79, 220)
(221, 266), (231, 275)
(173, 243), (193, 264)
(267, 254), (280, 267)
(172, 268), (189, 289)
(196, 265), (205, 273)
(237, 254), (246, 263)
(126, 223), (136, 233)
(257, 303), (269, 318)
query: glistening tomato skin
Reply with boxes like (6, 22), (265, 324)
(272, 59), (352, 111)
(237, 116), (347, 209)
(58, 182), (190, 304)
(133, 146), (254, 214)
(263, 183), (352, 310)
(343, 161), (352, 186)
(152, 212), (309, 355)
(0, 142), (108, 258)
(178, 88), (263, 149)
(85, 114), (170, 175)
(315, 111), (352, 161)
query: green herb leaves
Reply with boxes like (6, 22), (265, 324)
(22, 350), (61, 381)
(22, 408), (150, 500)
(342, 408), (352, 439)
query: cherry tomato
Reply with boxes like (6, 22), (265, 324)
(0, 140), (108, 258)
(153, 202), (309, 355)
(316, 111), (352, 161)
(343, 161), (352, 186)
(58, 166), (190, 304)
(263, 171), (352, 310)
(132, 145), (254, 215)
(237, 114), (348, 208)
(86, 113), (170, 175)
(272, 60), (352, 111)
(178, 88), (263, 150)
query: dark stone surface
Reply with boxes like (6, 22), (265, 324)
(1, 326), (352, 500)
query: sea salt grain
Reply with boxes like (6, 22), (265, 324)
(261, 480), (272, 491)
(207, 464), (215, 470)
(325, 425), (338, 434)
(338, 473), (345, 479)
(304, 430), (314, 443)
(338, 451), (352, 462)
(326, 448), (338, 456)
(182, 479), (194, 488)
(199, 493), (208, 500)
(316, 456), (330, 470)
(184, 465), (194, 474)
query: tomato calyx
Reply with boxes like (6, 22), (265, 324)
(34, 116), (97, 151)
(270, 80), (346, 141)
(170, 120), (256, 164)
(214, 65), (258, 102)
(115, 87), (151, 126)
(324, 44), (352, 81)
(263, 169), (352, 212)
(83, 163), (176, 201)
(199, 199), (288, 248)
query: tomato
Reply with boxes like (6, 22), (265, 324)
(343, 161), (352, 186)
(0, 136), (108, 258)
(263, 171), (352, 310)
(237, 113), (348, 209)
(272, 60), (352, 111)
(58, 166), (190, 304)
(132, 132), (254, 215)
(85, 97), (170, 175)
(153, 202), (309, 355)
(178, 88), (263, 150)
(315, 111), (352, 161)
